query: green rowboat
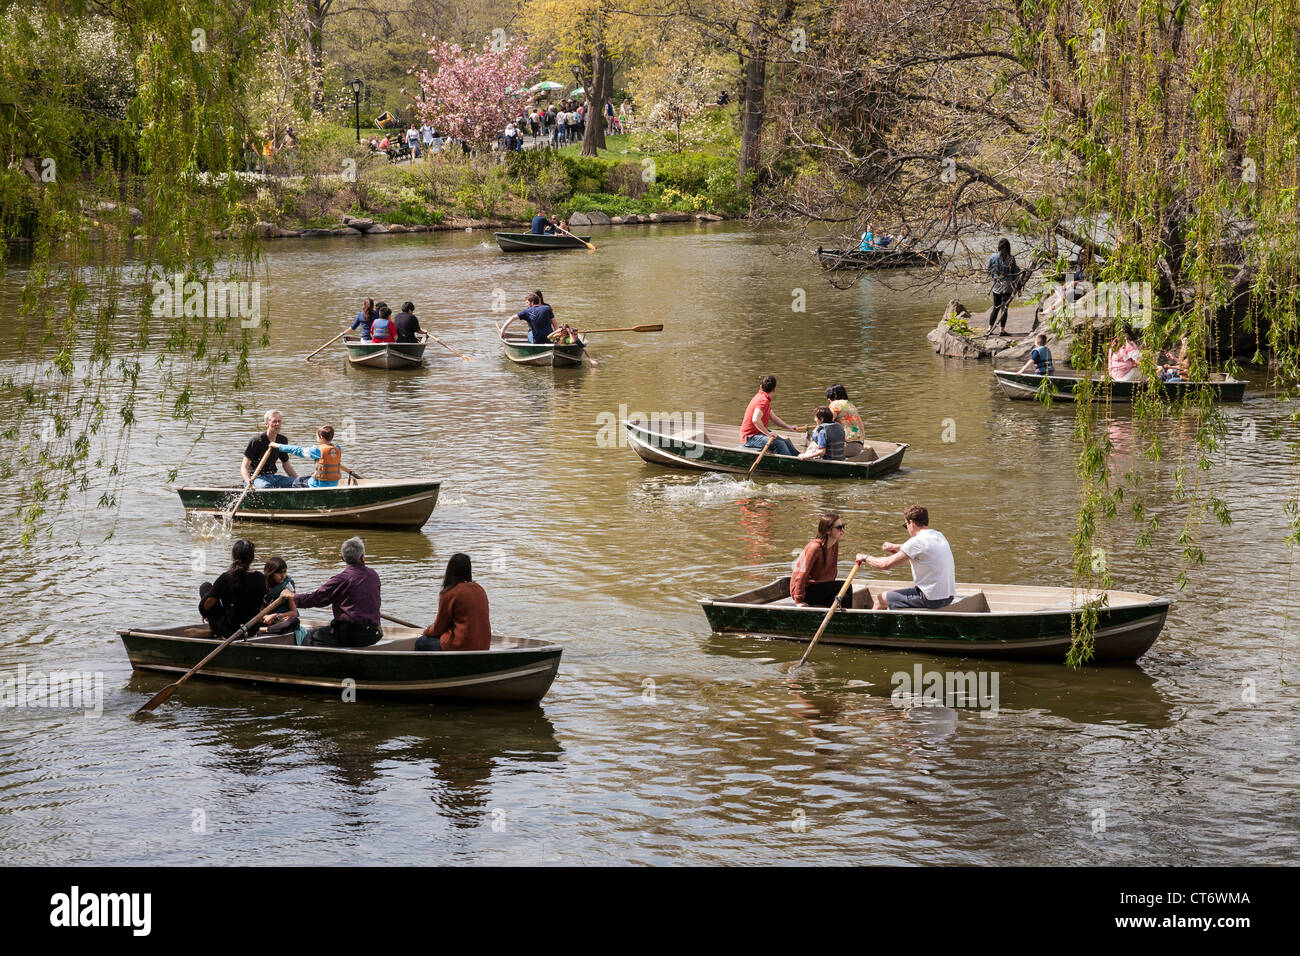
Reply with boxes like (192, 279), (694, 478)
(495, 232), (592, 251)
(993, 368), (1247, 402)
(625, 417), (906, 479)
(176, 479), (441, 530)
(816, 246), (946, 270)
(119, 621), (562, 702)
(499, 326), (585, 367)
(701, 576), (1168, 661)
(343, 335), (428, 369)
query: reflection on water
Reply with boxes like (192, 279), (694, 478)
(0, 224), (1296, 865)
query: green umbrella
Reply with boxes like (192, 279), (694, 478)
(569, 87), (585, 97)
(530, 81), (565, 92)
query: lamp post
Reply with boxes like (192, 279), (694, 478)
(351, 78), (363, 143)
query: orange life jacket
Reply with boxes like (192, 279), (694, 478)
(314, 443), (341, 483)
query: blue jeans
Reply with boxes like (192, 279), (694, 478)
(253, 473), (294, 489)
(414, 635), (445, 651)
(744, 433), (797, 457)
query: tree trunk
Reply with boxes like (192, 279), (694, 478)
(738, 26), (766, 177)
(306, 2), (327, 114)
(581, 46), (611, 157)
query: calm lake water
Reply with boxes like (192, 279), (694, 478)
(1, 223), (1296, 865)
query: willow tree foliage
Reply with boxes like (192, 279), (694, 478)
(0, 0), (291, 544)
(767, 0), (1300, 662)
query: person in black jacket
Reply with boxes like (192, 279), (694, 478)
(198, 539), (269, 638)
(393, 302), (423, 342)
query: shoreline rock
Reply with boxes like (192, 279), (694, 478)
(46, 208), (735, 245)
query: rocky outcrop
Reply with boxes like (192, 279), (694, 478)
(585, 210), (612, 225)
(648, 211), (693, 222)
(568, 211), (592, 227)
(927, 298), (1082, 365)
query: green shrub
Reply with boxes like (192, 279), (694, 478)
(557, 154), (614, 193)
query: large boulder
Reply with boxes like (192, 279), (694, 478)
(568, 211), (592, 227)
(696, 213), (723, 222)
(384, 223), (409, 233)
(609, 216), (627, 225)
(275, 226), (301, 238)
(253, 221), (278, 238)
(345, 216), (376, 232)
(584, 210), (612, 225)
(649, 211), (693, 222)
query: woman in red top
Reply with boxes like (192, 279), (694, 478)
(790, 513), (852, 608)
(414, 553), (492, 651)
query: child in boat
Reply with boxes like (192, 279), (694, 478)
(369, 305), (397, 343)
(798, 406), (847, 461)
(1159, 336), (1191, 381)
(1016, 334), (1055, 375)
(276, 425), (343, 488)
(261, 556), (301, 635)
(547, 323), (582, 345)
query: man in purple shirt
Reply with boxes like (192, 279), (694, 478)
(289, 536), (383, 647)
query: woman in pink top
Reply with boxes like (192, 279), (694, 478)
(1107, 329), (1143, 382)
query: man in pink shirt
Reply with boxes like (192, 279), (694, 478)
(740, 375), (797, 456)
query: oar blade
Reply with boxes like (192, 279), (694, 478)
(134, 681), (180, 715)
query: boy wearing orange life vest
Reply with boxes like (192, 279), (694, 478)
(275, 425), (343, 488)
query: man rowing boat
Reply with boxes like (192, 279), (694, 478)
(739, 375), (797, 457)
(857, 505), (955, 610)
(503, 290), (555, 343)
(283, 536), (383, 647)
(242, 410), (300, 489)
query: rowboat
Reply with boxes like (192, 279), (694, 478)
(498, 326), (585, 367)
(701, 577), (1169, 661)
(816, 246), (946, 270)
(495, 232), (592, 251)
(993, 368), (1247, 403)
(343, 335), (427, 369)
(119, 621), (562, 702)
(625, 417), (906, 479)
(176, 479), (441, 529)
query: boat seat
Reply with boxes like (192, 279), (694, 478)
(934, 591), (990, 613)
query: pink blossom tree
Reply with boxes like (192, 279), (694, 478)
(411, 37), (535, 150)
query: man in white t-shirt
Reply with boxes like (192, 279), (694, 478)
(857, 505), (956, 610)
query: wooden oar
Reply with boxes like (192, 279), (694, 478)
(381, 611), (421, 629)
(306, 328), (349, 361)
(424, 330), (472, 361)
(135, 595), (287, 714)
(556, 224), (595, 251)
(581, 324), (663, 334)
(746, 434), (777, 479)
(226, 444), (276, 520)
(792, 559), (864, 670)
